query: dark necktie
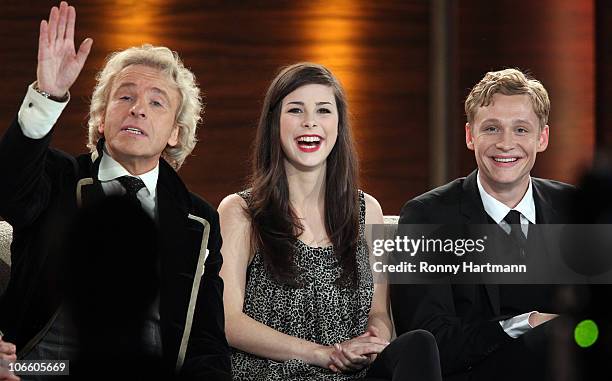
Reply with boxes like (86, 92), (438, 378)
(116, 176), (146, 207)
(504, 210), (528, 258)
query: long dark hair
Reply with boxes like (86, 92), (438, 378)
(247, 62), (360, 287)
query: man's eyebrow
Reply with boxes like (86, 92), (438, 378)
(479, 118), (501, 125)
(114, 82), (137, 92)
(151, 87), (172, 102)
(114, 82), (171, 102)
(479, 118), (535, 127)
(512, 119), (534, 126)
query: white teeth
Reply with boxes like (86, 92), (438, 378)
(125, 127), (143, 135)
(297, 136), (320, 143)
(494, 157), (517, 163)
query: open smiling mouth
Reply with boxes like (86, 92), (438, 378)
(491, 156), (522, 166)
(493, 157), (518, 163)
(296, 136), (322, 152)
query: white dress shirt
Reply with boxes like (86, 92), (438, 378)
(477, 173), (535, 236)
(18, 83), (68, 139)
(476, 171), (538, 338)
(98, 153), (158, 220)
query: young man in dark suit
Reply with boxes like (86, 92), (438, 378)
(390, 68), (575, 381)
(0, 2), (230, 379)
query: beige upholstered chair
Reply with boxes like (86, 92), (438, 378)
(0, 220), (12, 296)
(383, 215), (399, 225)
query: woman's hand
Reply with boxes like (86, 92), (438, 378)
(328, 330), (389, 373)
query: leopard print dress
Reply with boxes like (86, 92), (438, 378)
(231, 190), (374, 381)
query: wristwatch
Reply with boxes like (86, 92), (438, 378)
(33, 82), (69, 102)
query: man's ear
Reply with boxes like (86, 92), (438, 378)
(465, 123), (475, 151)
(167, 124), (180, 147)
(537, 125), (550, 152)
(98, 119), (105, 135)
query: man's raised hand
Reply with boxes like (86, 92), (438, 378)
(37, 1), (93, 98)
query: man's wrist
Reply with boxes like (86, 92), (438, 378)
(33, 82), (69, 102)
(18, 83), (69, 139)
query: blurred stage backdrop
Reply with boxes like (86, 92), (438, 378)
(0, 0), (609, 213)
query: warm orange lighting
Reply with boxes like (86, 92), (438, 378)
(301, 1), (362, 95)
(546, 0), (595, 180)
(99, 0), (166, 49)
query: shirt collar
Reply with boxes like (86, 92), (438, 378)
(97, 149), (159, 197)
(476, 171), (536, 224)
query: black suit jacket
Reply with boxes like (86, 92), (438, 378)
(0, 117), (231, 379)
(390, 170), (575, 376)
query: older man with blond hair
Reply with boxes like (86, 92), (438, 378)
(0, 2), (230, 379)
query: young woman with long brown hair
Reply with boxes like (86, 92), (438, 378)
(218, 63), (442, 381)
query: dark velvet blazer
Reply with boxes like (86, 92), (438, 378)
(0, 117), (231, 379)
(390, 170), (575, 377)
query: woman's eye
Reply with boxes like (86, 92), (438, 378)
(318, 108), (331, 114)
(288, 108), (303, 114)
(151, 100), (163, 107)
(119, 95), (132, 101)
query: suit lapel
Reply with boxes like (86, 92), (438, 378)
(461, 170), (501, 316)
(460, 170), (490, 224)
(75, 145), (105, 209)
(531, 179), (561, 268)
(155, 162), (203, 367)
(76, 179), (105, 208)
(532, 179), (558, 224)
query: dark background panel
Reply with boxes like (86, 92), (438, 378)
(0, 0), (430, 214)
(453, 0), (595, 184)
(596, 0), (612, 151)
(0, 0), (603, 215)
